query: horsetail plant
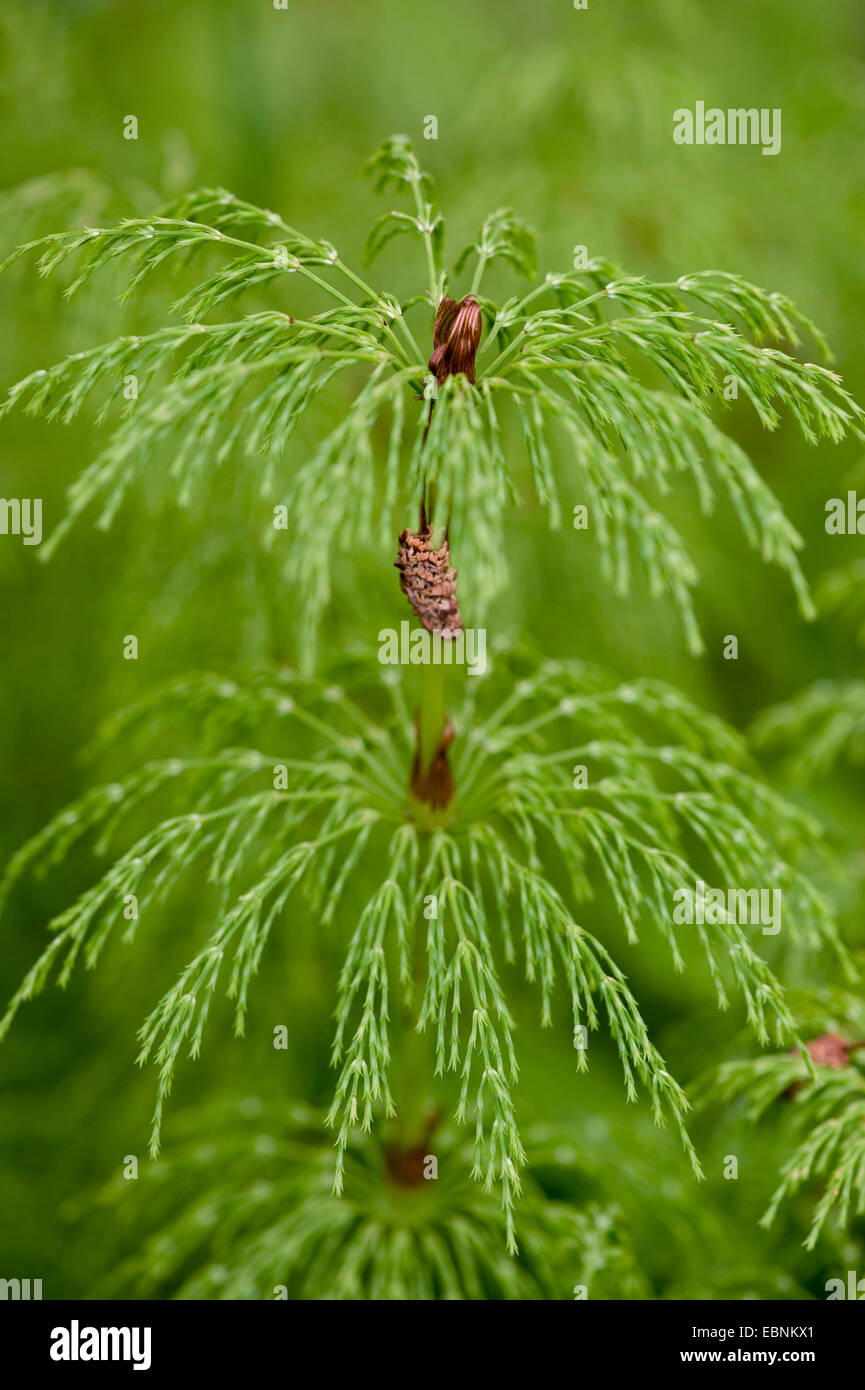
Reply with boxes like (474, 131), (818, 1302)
(0, 136), (861, 1273)
(695, 981), (865, 1250)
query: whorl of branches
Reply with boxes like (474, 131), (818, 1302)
(2, 136), (862, 663)
(0, 654), (847, 1248)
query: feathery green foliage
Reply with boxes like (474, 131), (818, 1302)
(0, 652), (847, 1250)
(87, 1099), (605, 1301)
(2, 138), (862, 665)
(80, 1093), (816, 1301)
(2, 136), (862, 1283)
(697, 982), (865, 1249)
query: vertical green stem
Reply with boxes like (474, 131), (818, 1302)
(398, 846), (434, 1147)
(470, 252), (489, 297)
(418, 660), (445, 774)
(410, 176), (440, 303)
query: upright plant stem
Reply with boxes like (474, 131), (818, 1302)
(410, 173), (439, 303)
(417, 660), (446, 775)
(470, 252), (489, 297)
(396, 831), (435, 1150)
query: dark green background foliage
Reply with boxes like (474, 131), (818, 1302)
(1, 0), (864, 1298)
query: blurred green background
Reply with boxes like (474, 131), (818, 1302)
(1, 0), (864, 1297)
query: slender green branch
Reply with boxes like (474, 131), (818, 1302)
(408, 172), (440, 303)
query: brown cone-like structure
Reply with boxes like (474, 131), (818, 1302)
(428, 294), (482, 386)
(800, 1033), (853, 1069)
(784, 1031), (865, 1098)
(395, 525), (462, 635)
